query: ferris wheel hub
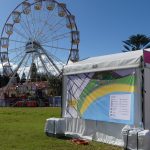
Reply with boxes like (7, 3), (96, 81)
(26, 40), (41, 53)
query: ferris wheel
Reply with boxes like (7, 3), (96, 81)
(0, 0), (79, 84)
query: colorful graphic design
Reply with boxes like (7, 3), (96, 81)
(66, 69), (136, 124)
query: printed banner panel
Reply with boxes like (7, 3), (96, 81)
(65, 69), (136, 125)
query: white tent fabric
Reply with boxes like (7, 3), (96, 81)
(60, 50), (148, 146)
(61, 69), (142, 146)
(65, 118), (124, 146)
(64, 50), (143, 75)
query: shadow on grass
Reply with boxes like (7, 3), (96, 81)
(45, 132), (72, 140)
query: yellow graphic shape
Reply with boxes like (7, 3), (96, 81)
(68, 100), (77, 108)
(80, 84), (135, 115)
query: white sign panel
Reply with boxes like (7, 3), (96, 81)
(109, 94), (131, 120)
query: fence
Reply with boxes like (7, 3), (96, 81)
(0, 99), (10, 107)
(49, 96), (62, 107)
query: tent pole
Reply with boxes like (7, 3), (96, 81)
(141, 56), (145, 129)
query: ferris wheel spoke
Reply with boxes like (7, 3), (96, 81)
(39, 23), (67, 43)
(35, 56), (42, 75)
(8, 46), (26, 52)
(9, 54), (25, 63)
(36, 33), (48, 43)
(17, 54), (31, 75)
(6, 53), (27, 87)
(33, 19), (44, 41)
(9, 48), (25, 59)
(11, 54), (27, 79)
(38, 22), (66, 43)
(19, 18), (33, 38)
(44, 55), (64, 71)
(41, 32), (70, 44)
(34, 27), (44, 41)
(8, 45), (26, 54)
(17, 54), (28, 74)
(52, 35), (70, 41)
(29, 11), (37, 40)
(33, 6), (45, 41)
(36, 15), (66, 42)
(40, 47), (61, 74)
(51, 32), (70, 39)
(38, 19), (53, 32)
(21, 54), (31, 68)
(25, 14), (34, 38)
(42, 56), (59, 75)
(44, 48), (65, 64)
(32, 8), (43, 40)
(9, 51), (25, 63)
(20, 16), (33, 38)
(21, 10), (36, 38)
(37, 52), (52, 77)
(51, 16), (66, 31)
(13, 27), (28, 40)
(35, 14), (56, 41)
(34, 20), (51, 40)
(37, 34), (53, 44)
(9, 39), (27, 44)
(35, 8), (50, 38)
(10, 47), (25, 56)
(41, 44), (70, 51)
(46, 6), (57, 25)
(36, 27), (55, 43)
(29, 7), (40, 40)
(52, 23), (67, 34)
(35, 54), (49, 81)
(26, 53), (36, 83)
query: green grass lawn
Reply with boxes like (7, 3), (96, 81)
(0, 108), (122, 150)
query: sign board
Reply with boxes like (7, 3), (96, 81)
(109, 94), (131, 121)
(65, 69), (135, 124)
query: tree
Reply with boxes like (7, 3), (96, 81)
(15, 73), (20, 83)
(48, 76), (62, 96)
(1, 75), (10, 87)
(30, 63), (37, 82)
(37, 73), (47, 81)
(21, 72), (26, 83)
(122, 34), (150, 52)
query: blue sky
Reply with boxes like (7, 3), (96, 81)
(1, 0), (150, 60)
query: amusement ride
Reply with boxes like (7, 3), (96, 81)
(0, 0), (80, 106)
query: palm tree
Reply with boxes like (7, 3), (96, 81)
(122, 34), (150, 52)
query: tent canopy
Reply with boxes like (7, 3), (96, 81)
(64, 50), (143, 75)
(60, 49), (150, 146)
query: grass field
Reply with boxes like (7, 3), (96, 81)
(0, 108), (122, 150)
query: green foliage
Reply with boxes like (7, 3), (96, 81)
(30, 63), (37, 82)
(15, 73), (21, 83)
(0, 74), (10, 88)
(122, 34), (150, 52)
(37, 73), (47, 81)
(0, 73), (20, 88)
(0, 108), (121, 150)
(21, 72), (26, 83)
(49, 76), (62, 96)
(30, 63), (48, 82)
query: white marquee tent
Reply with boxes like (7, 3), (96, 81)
(46, 49), (150, 146)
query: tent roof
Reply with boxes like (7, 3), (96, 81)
(63, 50), (144, 75)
